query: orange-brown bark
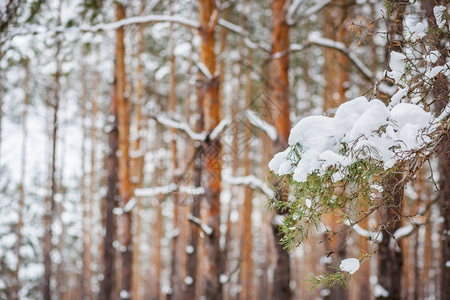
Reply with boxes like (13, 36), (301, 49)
(198, 1), (222, 299)
(270, 1), (291, 299)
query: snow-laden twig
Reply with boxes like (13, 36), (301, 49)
(80, 14), (200, 31)
(308, 35), (375, 83)
(389, 223), (416, 249)
(343, 219), (383, 243)
(6, 14), (200, 41)
(196, 61), (214, 80)
(134, 184), (204, 197)
(209, 118), (231, 140)
(123, 197), (137, 213)
(217, 19), (270, 52)
(244, 110), (277, 141)
(134, 183), (178, 197)
(150, 113), (206, 141)
(187, 214), (213, 236)
(223, 174), (274, 198)
(287, 0), (333, 26)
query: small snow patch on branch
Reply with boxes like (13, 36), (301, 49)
(187, 214), (213, 236)
(339, 258), (360, 275)
(245, 110), (277, 141)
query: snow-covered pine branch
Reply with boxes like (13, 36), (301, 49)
(187, 214), (213, 236)
(244, 110), (277, 141)
(308, 34), (375, 83)
(287, 0), (333, 26)
(134, 184), (204, 197)
(149, 113), (206, 141)
(223, 174), (274, 198)
(195, 61), (214, 80)
(5, 14), (200, 42)
(209, 118), (231, 140)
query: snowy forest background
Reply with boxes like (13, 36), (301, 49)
(0, 0), (449, 299)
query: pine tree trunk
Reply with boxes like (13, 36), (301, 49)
(131, 2), (145, 297)
(322, 2), (351, 299)
(241, 48), (254, 300)
(198, 1), (222, 299)
(115, 2), (133, 298)
(14, 58), (29, 300)
(81, 45), (93, 300)
(270, 1), (292, 299)
(184, 34), (202, 300)
(168, 1), (182, 296)
(100, 4), (126, 299)
(0, 50), (3, 180)
(376, 2), (406, 299)
(43, 18), (62, 299)
(422, 1), (450, 298)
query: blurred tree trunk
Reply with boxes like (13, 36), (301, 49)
(131, 2), (145, 298)
(81, 45), (93, 300)
(100, 4), (126, 300)
(184, 33), (202, 300)
(89, 60), (99, 298)
(322, 2), (351, 299)
(115, 1), (133, 298)
(14, 58), (29, 300)
(241, 48), (254, 300)
(0, 51), (3, 179)
(270, 0), (292, 299)
(377, 2), (406, 300)
(168, 0), (182, 297)
(43, 10), (62, 298)
(198, 1), (222, 299)
(422, 1), (450, 299)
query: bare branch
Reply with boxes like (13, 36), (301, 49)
(288, 0), (333, 26)
(308, 35), (375, 83)
(223, 174), (274, 198)
(217, 18), (271, 53)
(150, 113), (206, 141)
(209, 118), (231, 140)
(245, 110), (277, 141)
(134, 184), (204, 197)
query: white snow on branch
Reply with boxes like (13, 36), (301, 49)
(134, 183), (178, 197)
(287, 0), (333, 26)
(344, 219), (383, 243)
(434, 5), (447, 29)
(339, 258), (360, 275)
(123, 197), (137, 213)
(196, 62), (214, 80)
(7, 14), (200, 40)
(308, 34), (374, 82)
(245, 110), (277, 141)
(135, 184), (204, 197)
(81, 14), (200, 31)
(393, 223), (415, 240)
(187, 214), (213, 236)
(217, 19), (270, 52)
(374, 284), (389, 298)
(269, 96), (435, 183)
(209, 118), (231, 140)
(223, 174), (274, 198)
(150, 113), (206, 141)
(179, 185), (204, 195)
